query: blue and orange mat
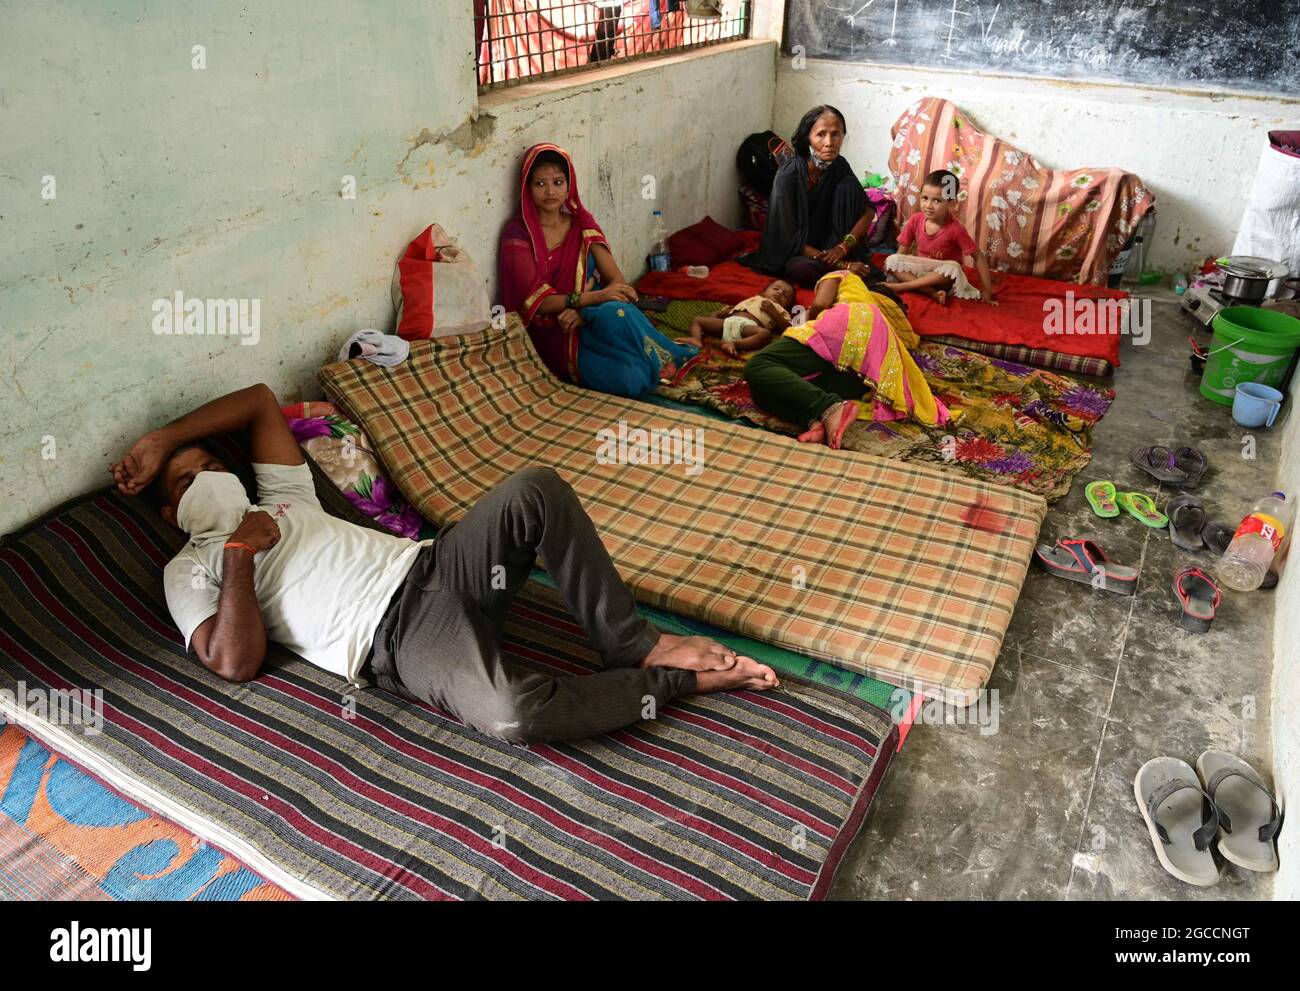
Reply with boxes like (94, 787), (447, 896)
(0, 721), (290, 901)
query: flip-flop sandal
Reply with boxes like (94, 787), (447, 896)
(1034, 538), (1138, 595)
(1165, 494), (1208, 551)
(1131, 445), (1191, 486)
(1172, 565), (1221, 632)
(1117, 491), (1169, 528)
(1171, 446), (1208, 488)
(823, 400), (859, 451)
(1195, 751), (1282, 873)
(1134, 757), (1221, 887)
(1201, 519), (1235, 556)
(1085, 480), (1120, 518)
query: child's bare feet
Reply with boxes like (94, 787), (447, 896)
(694, 655), (780, 694)
(641, 633), (737, 672)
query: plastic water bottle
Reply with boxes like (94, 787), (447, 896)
(1219, 492), (1292, 591)
(649, 210), (671, 273)
(1173, 273), (1189, 295)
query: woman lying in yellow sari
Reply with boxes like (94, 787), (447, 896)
(743, 264), (951, 448)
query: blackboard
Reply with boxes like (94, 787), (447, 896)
(783, 0), (1300, 96)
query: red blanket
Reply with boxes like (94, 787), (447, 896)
(636, 258), (1127, 367)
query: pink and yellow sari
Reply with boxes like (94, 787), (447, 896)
(785, 271), (951, 426)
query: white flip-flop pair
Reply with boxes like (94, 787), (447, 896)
(1135, 751), (1282, 886)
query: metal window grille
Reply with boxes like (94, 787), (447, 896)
(475, 1), (751, 90)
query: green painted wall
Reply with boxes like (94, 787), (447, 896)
(0, 3), (775, 531)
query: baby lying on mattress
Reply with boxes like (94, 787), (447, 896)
(686, 278), (795, 357)
(109, 384), (778, 744)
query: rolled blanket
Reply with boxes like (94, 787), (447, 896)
(884, 254), (982, 300)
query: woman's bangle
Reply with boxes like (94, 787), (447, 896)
(223, 541), (258, 555)
(842, 234), (858, 248)
(566, 291), (582, 308)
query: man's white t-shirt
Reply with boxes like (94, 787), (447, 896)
(162, 463), (429, 682)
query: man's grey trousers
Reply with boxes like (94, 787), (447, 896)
(367, 467), (695, 743)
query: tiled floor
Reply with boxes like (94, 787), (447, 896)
(834, 288), (1279, 900)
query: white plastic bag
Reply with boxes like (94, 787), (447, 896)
(392, 223), (491, 339)
(1233, 131), (1300, 288)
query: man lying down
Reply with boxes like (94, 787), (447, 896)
(110, 384), (778, 744)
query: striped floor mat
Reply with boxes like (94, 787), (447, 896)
(0, 721), (290, 901)
(0, 481), (898, 900)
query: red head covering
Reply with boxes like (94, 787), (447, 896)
(498, 143), (608, 381)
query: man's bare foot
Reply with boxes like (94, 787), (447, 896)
(641, 633), (737, 672)
(694, 655), (780, 694)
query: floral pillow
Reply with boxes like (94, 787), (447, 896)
(282, 403), (426, 540)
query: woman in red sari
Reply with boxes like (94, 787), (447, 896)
(498, 144), (698, 397)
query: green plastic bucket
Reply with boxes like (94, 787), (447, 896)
(1200, 307), (1300, 406)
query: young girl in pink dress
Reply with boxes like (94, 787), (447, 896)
(885, 170), (998, 307)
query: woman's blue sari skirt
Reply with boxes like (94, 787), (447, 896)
(576, 300), (698, 398)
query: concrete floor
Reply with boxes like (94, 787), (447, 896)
(833, 288), (1279, 900)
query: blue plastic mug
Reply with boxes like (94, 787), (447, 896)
(1232, 382), (1284, 428)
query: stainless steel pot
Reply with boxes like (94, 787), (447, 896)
(1217, 255), (1290, 301)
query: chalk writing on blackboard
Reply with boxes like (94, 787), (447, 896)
(788, 0), (1299, 97)
(820, 0), (1144, 72)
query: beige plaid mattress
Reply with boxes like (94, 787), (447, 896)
(319, 317), (1047, 703)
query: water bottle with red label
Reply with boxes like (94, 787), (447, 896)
(1219, 492), (1291, 592)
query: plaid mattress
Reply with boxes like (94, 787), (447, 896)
(0, 479), (898, 900)
(924, 336), (1115, 379)
(320, 317), (1048, 702)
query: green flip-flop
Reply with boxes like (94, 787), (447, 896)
(1085, 480), (1120, 518)
(1118, 491), (1169, 528)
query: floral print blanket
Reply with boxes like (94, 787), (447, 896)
(282, 402), (430, 540)
(651, 301), (1114, 502)
(889, 96), (1155, 286)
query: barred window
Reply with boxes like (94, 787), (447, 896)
(475, 1), (752, 90)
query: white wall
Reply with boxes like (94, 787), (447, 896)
(1272, 404), (1300, 898)
(0, 0), (775, 534)
(774, 57), (1297, 275)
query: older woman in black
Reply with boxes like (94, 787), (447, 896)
(748, 105), (878, 288)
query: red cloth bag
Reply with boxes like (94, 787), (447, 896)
(392, 224), (490, 340)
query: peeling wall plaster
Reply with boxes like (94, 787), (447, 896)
(0, 1), (774, 532)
